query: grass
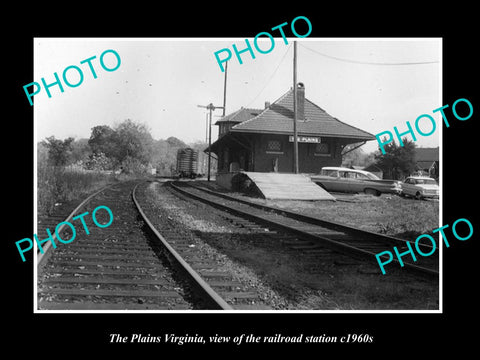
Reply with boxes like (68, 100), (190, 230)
(37, 163), (117, 216)
(254, 194), (439, 240)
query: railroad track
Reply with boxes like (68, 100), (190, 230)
(37, 180), (267, 310)
(134, 181), (275, 310)
(168, 181), (439, 278)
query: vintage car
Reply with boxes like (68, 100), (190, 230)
(310, 167), (402, 196)
(400, 176), (439, 200)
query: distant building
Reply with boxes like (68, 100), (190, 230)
(207, 83), (375, 181)
(361, 163), (383, 179)
(414, 147), (439, 179)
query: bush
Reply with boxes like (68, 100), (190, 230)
(120, 156), (149, 175)
(37, 160), (115, 216)
(37, 163), (60, 216)
(86, 152), (115, 171)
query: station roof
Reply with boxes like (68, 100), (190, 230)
(230, 89), (375, 141)
(214, 107), (262, 125)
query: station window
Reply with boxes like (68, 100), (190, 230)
(314, 142), (330, 156)
(219, 123), (230, 136)
(266, 140), (283, 154)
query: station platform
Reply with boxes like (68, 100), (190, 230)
(218, 171), (335, 201)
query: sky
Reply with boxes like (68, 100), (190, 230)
(34, 38), (441, 154)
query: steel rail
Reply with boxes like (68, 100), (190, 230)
(132, 182), (233, 310)
(37, 184), (115, 268)
(169, 182), (439, 278)
(187, 182), (433, 252)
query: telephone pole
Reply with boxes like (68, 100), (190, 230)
(222, 61), (228, 116)
(293, 41), (299, 174)
(197, 103), (224, 181)
(205, 113), (208, 143)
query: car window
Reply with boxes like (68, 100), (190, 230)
(357, 173), (370, 180)
(321, 169), (339, 177)
(416, 179), (437, 185)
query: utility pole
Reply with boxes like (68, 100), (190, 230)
(197, 103), (224, 181)
(205, 113), (208, 143)
(222, 61), (228, 117)
(293, 41), (299, 174)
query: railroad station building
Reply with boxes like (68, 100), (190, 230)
(207, 83), (376, 188)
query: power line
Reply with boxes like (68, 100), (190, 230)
(299, 43), (439, 66)
(246, 44), (292, 107)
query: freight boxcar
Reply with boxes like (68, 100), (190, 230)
(176, 148), (207, 178)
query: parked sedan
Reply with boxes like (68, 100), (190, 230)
(310, 167), (402, 196)
(401, 176), (439, 200)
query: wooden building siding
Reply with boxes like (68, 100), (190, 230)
(214, 133), (343, 174)
(208, 84), (375, 175)
(251, 134), (341, 173)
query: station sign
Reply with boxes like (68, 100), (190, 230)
(288, 136), (321, 143)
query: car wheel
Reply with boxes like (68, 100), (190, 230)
(365, 188), (381, 196)
(415, 192), (423, 200)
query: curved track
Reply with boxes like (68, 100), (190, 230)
(37, 180), (238, 310)
(169, 181), (439, 278)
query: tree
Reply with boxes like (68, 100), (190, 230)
(114, 119), (154, 166)
(37, 141), (49, 165)
(342, 143), (370, 167)
(166, 136), (187, 148)
(374, 137), (416, 180)
(42, 136), (74, 166)
(150, 136), (188, 176)
(88, 125), (118, 160)
(87, 120), (154, 172)
(395, 139), (417, 177)
(70, 138), (92, 165)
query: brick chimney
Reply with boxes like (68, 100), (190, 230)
(265, 101), (270, 109)
(296, 82), (305, 121)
